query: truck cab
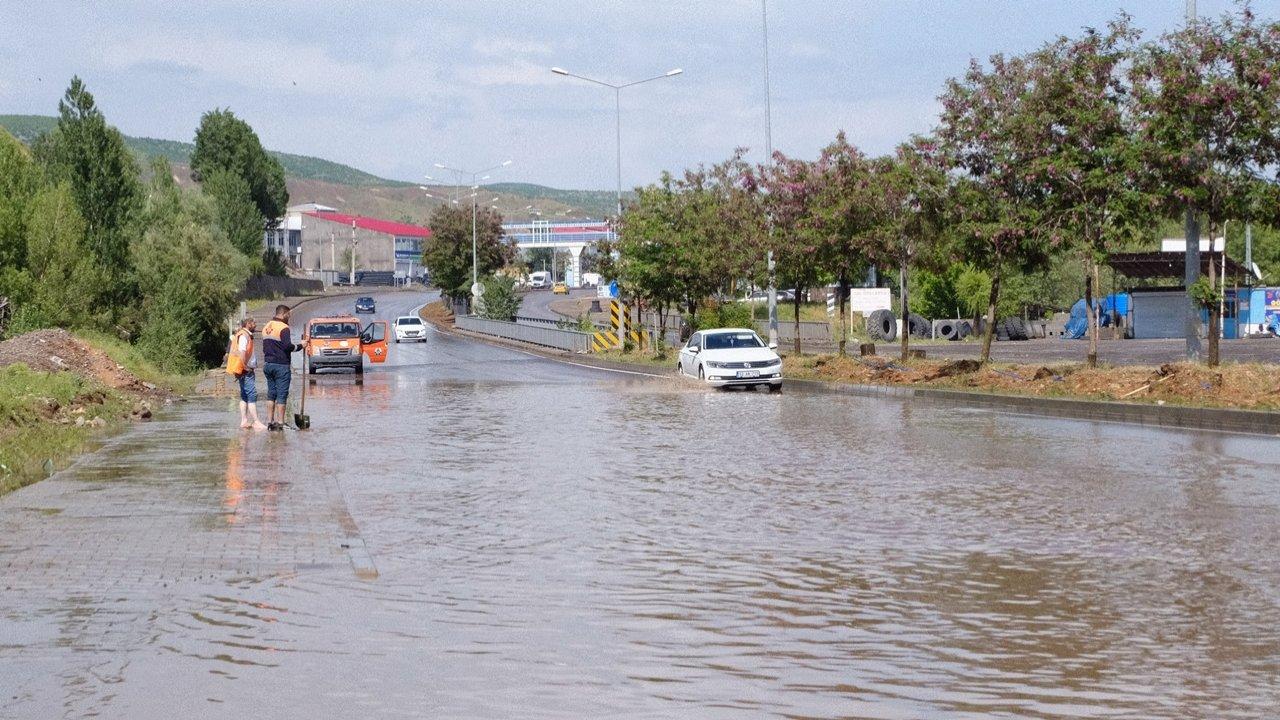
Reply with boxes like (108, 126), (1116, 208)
(304, 315), (389, 374)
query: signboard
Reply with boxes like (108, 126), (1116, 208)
(598, 280), (619, 299)
(1266, 289), (1280, 329)
(847, 288), (892, 316)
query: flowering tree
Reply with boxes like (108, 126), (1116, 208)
(938, 52), (1056, 363)
(1025, 18), (1155, 367)
(749, 152), (826, 354)
(809, 132), (877, 356)
(867, 137), (948, 361)
(1131, 7), (1280, 365)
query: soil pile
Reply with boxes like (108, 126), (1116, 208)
(786, 354), (1280, 410)
(0, 329), (161, 395)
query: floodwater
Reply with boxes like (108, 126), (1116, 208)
(2, 291), (1280, 719)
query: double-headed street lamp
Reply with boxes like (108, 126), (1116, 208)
(433, 160), (513, 295)
(550, 66), (682, 219)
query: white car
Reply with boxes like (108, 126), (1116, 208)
(677, 328), (783, 391)
(393, 315), (427, 343)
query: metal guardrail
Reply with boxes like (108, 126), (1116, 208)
(457, 315), (593, 353)
(514, 315), (611, 332)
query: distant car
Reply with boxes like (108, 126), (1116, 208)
(393, 315), (427, 343)
(677, 328), (782, 391)
(552, 281), (569, 295)
(528, 271), (551, 289)
(355, 296), (376, 314)
(581, 272), (602, 287)
(743, 289), (795, 303)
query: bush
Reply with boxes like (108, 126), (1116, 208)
(478, 274), (522, 321)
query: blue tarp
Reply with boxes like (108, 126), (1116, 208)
(1065, 293), (1128, 339)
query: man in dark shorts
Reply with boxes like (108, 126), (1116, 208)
(261, 305), (306, 431)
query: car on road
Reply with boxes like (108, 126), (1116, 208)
(355, 296), (376, 313)
(304, 315), (389, 374)
(744, 289), (796, 303)
(581, 272), (601, 287)
(393, 315), (427, 343)
(677, 328), (782, 391)
(552, 281), (568, 295)
(528, 271), (551, 289)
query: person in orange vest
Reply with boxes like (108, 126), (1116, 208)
(226, 317), (267, 431)
(261, 304), (305, 431)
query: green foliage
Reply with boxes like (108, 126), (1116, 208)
(1187, 276), (1221, 308)
(478, 274), (522, 321)
(190, 109), (288, 220)
(32, 78), (142, 311)
(23, 183), (107, 330)
(422, 205), (513, 303)
(0, 129), (35, 274)
(202, 168), (265, 260)
(134, 172), (250, 366)
(261, 248), (288, 276)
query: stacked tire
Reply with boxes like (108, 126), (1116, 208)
(935, 320), (959, 341)
(998, 317), (1030, 341)
(866, 309), (897, 341)
(908, 313), (930, 339)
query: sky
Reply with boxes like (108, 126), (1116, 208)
(2, 0), (1276, 191)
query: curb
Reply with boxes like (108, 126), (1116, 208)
(424, 312), (1280, 437)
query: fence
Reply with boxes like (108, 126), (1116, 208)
(456, 315), (592, 353)
(239, 275), (325, 300)
(514, 315), (611, 332)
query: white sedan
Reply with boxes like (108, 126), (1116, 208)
(677, 328), (783, 391)
(393, 315), (427, 343)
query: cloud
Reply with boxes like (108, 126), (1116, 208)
(472, 37), (554, 57)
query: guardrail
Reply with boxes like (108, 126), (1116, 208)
(515, 315), (611, 332)
(456, 315), (593, 353)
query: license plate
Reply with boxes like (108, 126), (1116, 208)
(737, 370), (760, 378)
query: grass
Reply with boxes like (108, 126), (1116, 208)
(596, 347), (679, 369)
(0, 364), (130, 495)
(75, 330), (200, 394)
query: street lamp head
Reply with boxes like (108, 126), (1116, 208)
(501, 160), (513, 167)
(666, 68), (683, 76)
(551, 67), (569, 75)
(433, 163), (447, 169)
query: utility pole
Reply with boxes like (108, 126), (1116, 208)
(762, 0), (779, 349)
(1184, 0), (1202, 360)
(349, 221), (358, 286)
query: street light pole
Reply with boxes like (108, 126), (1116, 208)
(550, 65), (682, 221)
(1184, 0), (1202, 360)
(434, 160), (513, 297)
(762, 0), (778, 349)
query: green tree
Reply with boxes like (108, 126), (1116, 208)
(478, 274), (522, 321)
(134, 166), (250, 367)
(422, 205), (513, 304)
(33, 77), (142, 312)
(0, 129), (36, 310)
(22, 183), (106, 330)
(203, 168), (265, 262)
(190, 109), (288, 221)
(753, 152), (826, 354)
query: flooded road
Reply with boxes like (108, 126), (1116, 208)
(3, 290), (1280, 718)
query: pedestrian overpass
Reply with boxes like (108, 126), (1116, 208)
(502, 220), (612, 287)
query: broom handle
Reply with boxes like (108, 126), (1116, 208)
(300, 351), (307, 414)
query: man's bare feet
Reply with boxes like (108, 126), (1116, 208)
(252, 421), (268, 431)
(240, 420), (253, 429)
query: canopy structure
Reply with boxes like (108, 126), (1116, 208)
(1106, 252), (1250, 282)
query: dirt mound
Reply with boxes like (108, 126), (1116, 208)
(0, 329), (159, 394)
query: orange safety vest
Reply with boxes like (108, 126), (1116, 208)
(225, 328), (254, 376)
(262, 319), (287, 342)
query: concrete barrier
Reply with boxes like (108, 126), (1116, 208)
(456, 315), (592, 353)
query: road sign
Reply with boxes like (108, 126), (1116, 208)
(471, 282), (484, 297)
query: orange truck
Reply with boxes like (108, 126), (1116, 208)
(304, 315), (389, 374)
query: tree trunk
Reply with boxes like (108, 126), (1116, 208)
(837, 272), (849, 357)
(1208, 251), (1220, 367)
(980, 266), (1001, 364)
(658, 301), (668, 350)
(1085, 254), (1098, 368)
(899, 250), (910, 362)
(793, 291), (803, 356)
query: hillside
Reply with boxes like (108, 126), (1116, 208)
(0, 114), (620, 217)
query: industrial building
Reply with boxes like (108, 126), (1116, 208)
(265, 203), (431, 281)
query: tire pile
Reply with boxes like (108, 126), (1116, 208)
(996, 317), (1031, 341)
(866, 309), (897, 341)
(934, 320), (974, 341)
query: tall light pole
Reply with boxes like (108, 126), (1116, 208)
(434, 160), (513, 297)
(761, 0), (779, 349)
(550, 66), (682, 219)
(1184, 0), (1202, 360)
